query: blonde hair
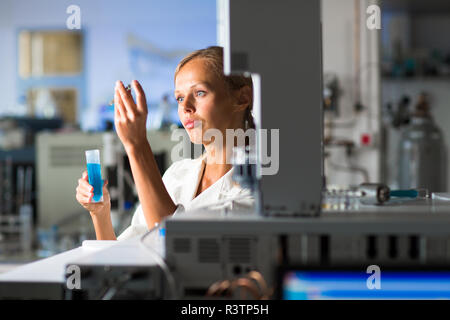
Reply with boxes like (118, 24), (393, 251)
(175, 46), (255, 129)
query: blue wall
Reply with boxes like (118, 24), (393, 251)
(0, 0), (217, 130)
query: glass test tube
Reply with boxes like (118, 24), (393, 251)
(85, 149), (103, 202)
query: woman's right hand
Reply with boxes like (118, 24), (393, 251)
(76, 171), (111, 218)
(114, 80), (148, 152)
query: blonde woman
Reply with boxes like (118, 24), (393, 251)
(76, 46), (255, 240)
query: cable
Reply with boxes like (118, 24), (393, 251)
(140, 225), (178, 299)
(100, 272), (132, 300)
(328, 160), (370, 183)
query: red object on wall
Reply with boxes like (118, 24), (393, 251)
(361, 133), (371, 146)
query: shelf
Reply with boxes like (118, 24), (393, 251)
(382, 76), (450, 82)
(382, 0), (450, 14)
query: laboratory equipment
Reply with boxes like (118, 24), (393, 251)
(221, 0), (323, 216)
(358, 183), (390, 205)
(0, 162), (34, 255)
(63, 237), (166, 300)
(323, 184), (430, 208)
(85, 149), (103, 203)
(231, 145), (261, 215)
(323, 73), (340, 115)
(390, 188), (429, 199)
(398, 93), (447, 192)
(36, 131), (104, 231)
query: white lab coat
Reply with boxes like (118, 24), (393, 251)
(117, 155), (254, 241)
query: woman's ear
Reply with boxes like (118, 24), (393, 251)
(233, 85), (252, 112)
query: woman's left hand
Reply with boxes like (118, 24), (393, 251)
(114, 80), (148, 151)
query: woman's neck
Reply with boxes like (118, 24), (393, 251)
(201, 120), (250, 180)
(203, 142), (233, 175)
(194, 143), (232, 198)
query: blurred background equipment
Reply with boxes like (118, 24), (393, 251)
(323, 0), (450, 195)
(0, 117), (63, 260)
(398, 93), (447, 192)
(323, 73), (341, 115)
(357, 183), (391, 205)
(381, 0), (450, 192)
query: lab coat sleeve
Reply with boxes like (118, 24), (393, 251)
(117, 203), (185, 241)
(117, 204), (147, 241)
(116, 223), (148, 241)
(117, 160), (188, 241)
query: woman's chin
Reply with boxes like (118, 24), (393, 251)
(187, 131), (203, 145)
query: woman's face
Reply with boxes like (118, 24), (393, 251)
(175, 58), (238, 145)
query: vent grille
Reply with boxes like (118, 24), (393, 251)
(173, 238), (191, 253)
(228, 238), (252, 263)
(50, 146), (97, 166)
(198, 238), (220, 263)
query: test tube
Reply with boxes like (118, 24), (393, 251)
(85, 149), (103, 202)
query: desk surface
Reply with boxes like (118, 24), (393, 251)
(0, 237), (162, 299)
(0, 237), (158, 284)
(0, 247), (90, 284)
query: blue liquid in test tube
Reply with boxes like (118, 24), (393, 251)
(85, 149), (103, 202)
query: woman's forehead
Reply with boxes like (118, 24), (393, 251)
(175, 59), (220, 89)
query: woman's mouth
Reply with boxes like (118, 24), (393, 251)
(184, 119), (198, 129)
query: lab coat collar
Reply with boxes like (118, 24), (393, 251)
(186, 153), (237, 209)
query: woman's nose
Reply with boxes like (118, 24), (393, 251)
(181, 95), (195, 113)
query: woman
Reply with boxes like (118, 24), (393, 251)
(75, 46), (255, 241)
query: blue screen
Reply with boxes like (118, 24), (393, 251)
(283, 270), (450, 300)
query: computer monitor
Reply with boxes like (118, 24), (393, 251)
(278, 266), (450, 300)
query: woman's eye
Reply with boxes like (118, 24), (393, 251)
(176, 96), (184, 103)
(196, 91), (206, 97)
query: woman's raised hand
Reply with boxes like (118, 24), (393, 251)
(114, 80), (148, 152)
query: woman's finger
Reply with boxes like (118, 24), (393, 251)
(80, 185), (93, 194)
(80, 192), (93, 203)
(79, 187), (93, 198)
(82, 191), (93, 202)
(79, 178), (93, 189)
(114, 91), (121, 123)
(76, 184), (92, 196)
(114, 90), (126, 121)
(132, 80), (147, 114)
(117, 81), (137, 118)
(79, 185), (93, 195)
(76, 192), (91, 204)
